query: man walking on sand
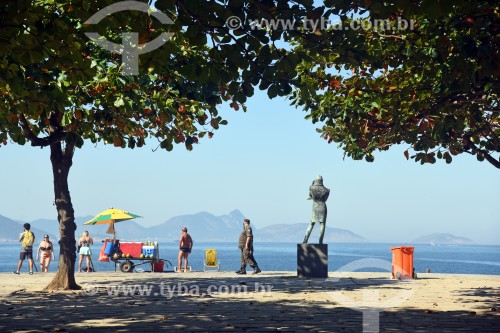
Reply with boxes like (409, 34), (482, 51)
(236, 219), (261, 275)
(13, 223), (35, 275)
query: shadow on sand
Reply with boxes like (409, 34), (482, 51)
(0, 274), (498, 332)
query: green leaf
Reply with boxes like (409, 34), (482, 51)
(160, 139), (173, 151)
(61, 113), (72, 126)
(8, 64), (18, 72)
(267, 84), (278, 99)
(114, 97), (125, 107)
(128, 137), (136, 149)
(443, 152), (452, 164)
(27, 102), (38, 113)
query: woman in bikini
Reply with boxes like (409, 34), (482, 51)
(78, 231), (94, 272)
(36, 234), (55, 272)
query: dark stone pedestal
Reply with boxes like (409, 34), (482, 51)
(297, 244), (328, 278)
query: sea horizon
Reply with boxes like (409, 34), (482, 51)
(1, 242), (499, 275)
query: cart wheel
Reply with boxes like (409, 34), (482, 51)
(119, 260), (134, 273)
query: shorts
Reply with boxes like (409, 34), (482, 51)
(20, 251), (33, 260)
(180, 247), (191, 253)
(79, 247), (92, 256)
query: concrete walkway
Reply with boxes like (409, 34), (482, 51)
(0, 271), (499, 332)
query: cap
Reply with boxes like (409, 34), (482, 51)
(23, 223), (30, 230)
(44, 234), (49, 238)
(182, 226), (187, 232)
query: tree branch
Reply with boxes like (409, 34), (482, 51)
(17, 113), (66, 147)
(377, 34), (404, 40)
(17, 113), (42, 145)
(464, 138), (500, 169)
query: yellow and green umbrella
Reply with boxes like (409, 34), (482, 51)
(84, 208), (142, 225)
(83, 208), (142, 238)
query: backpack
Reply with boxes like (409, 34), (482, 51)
(22, 231), (34, 247)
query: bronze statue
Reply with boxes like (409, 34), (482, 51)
(303, 175), (330, 244)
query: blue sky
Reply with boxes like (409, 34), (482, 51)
(1, 90), (499, 244)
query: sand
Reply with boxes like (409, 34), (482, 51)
(0, 271), (499, 332)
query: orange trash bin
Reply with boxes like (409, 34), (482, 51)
(391, 246), (414, 279)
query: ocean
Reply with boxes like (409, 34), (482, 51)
(1, 242), (499, 275)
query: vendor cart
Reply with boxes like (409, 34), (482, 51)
(101, 239), (172, 273)
(84, 208), (172, 273)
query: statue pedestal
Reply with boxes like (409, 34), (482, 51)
(297, 244), (328, 278)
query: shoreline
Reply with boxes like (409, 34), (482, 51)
(2, 241), (500, 244)
(1, 271), (498, 332)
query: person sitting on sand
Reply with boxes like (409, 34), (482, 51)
(36, 234), (55, 272)
(78, 231), (93, 272)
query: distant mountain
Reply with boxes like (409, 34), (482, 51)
(28, 216), (149, 242)
(29, 216), (95, 238)
(147, 209), (246, 242)
(1, 210), (366, 243)
(0, 215), (58, 243)
(0, 214), (122, 243)
(412, 233), (474, 245)
(27, 218), (60, 237)
(257, 223), (367, 243)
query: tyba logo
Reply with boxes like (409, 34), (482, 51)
(329, 258), (418, 333)
(84, 1), (173, 75)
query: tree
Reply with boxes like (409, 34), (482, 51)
(1, 0), (226, 289)
(290, 0), (499, 167)
(0, 0), (315, 290)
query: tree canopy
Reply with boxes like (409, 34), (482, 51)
(290, 0), (499, 167)
(0, 0), (254, 289)
(0, 0), (317, 290)
(0, 0), (498, 290)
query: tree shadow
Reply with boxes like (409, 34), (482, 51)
(0, 275), (498, 332)
(455, 287), (500, 311)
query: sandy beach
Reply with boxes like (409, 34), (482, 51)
(0, 271), (499, 332)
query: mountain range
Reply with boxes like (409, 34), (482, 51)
(411, 233), (474, 245)
(0, 210), (367, 243)
(0, 211), (476, 244)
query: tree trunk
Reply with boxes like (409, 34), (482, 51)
(45, 141), (80, 290)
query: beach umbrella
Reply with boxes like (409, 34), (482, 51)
(83, 208), (142, 239)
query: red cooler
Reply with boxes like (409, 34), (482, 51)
(119, 242), (143, 258)
(152, 260), (164, 272)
